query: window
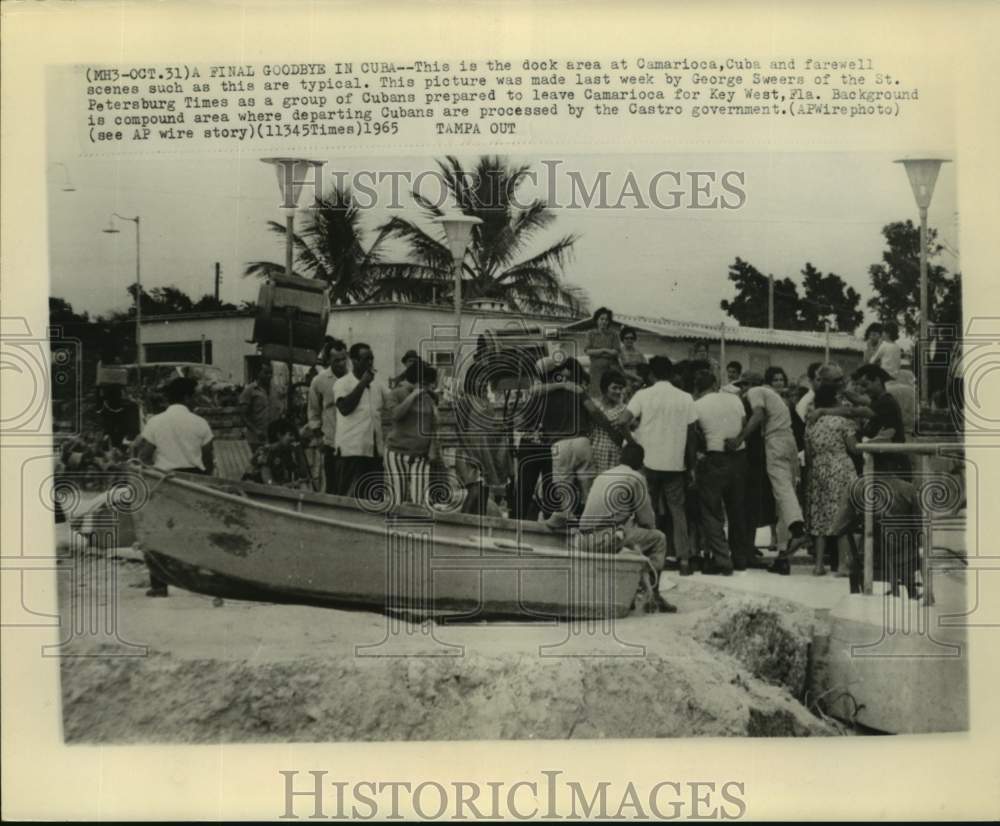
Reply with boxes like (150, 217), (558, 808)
(429, 350), (455, 371)
(144, 340), (212, 364)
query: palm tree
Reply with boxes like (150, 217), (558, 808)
(244, 186), (384, 305)
(368, 156), (588, 317)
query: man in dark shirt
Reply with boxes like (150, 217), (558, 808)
(533, 357), (618, 529)
(239, 361), (274, 451)
(852, 364), (910, 478)
(98, 383), (141, 452)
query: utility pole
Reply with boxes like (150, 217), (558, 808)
(767, 274), (774, 330)
(214, 262), (222, 303)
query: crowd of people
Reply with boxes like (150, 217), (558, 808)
(112, 308), (923, 605)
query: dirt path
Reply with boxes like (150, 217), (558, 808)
(58, 551), (842, 742)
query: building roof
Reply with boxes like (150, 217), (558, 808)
(326, 301), (581, 321)
(141, 309), (256, 324)
(563, 313), (865, 353)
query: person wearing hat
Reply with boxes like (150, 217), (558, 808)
(725, 370), (809, 574)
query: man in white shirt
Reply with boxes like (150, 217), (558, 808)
(308, 337), (349, 493)
(692, 369), (750, 573)
(333, 342), (389, 498)
(869, 321), (902, 380)
(726, 371), (809, 574)
(136, 377), (214, 474)
(794, 362), (824, 422)
(134, 376), (214, 597)
(619, 355), (698, 574)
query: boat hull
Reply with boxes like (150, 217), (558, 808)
(131, 469), (646, 620)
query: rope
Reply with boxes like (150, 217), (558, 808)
(146, 469), (179, 498)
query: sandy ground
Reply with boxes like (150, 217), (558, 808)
(56, 534), (847, 742)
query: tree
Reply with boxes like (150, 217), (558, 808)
(720, 257), (803, 330)
(798, 263), (863, 334)
(191, 294), (238, 313)
(245, 185), (385, 305)
(112, 284), (237, 318)
(867, 220), (959, 337)
(49, 296), (90, 325)
(49, 296), (119, 387)
(936, 272), (962, 330)
(369, 155), (588, 316)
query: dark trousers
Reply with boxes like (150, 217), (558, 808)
(147, 467), (203, 591)
(513, 443), (552, 521)
(697, 451), (751, 567)
(644, 468), (691, 562)
(322, 446), (339, 495)
(143, 552), (169, 592)
(335, 455), (383, 499)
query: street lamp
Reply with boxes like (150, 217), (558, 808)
(260, 157), (327, 277)
(433, 213), (482, 379)
(894, 156), (951, 407)
(103, 213), (142, 366)
(49, 161), (76, 192)
(260, 158), (326, 413)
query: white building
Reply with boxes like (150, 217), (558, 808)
(138, 300), (572, 386)
(140, 303), (865, 389)
(140, 310), (255, 382)
(561, 312), (866, 381)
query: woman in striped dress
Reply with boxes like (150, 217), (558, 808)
(384, 361), (439, 507)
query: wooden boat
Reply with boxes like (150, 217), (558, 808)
(129, 467), (650, 620)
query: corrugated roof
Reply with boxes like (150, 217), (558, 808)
(564, 313), (865, 352)
(143, 309), (256, 323)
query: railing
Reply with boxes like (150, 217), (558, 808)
(857, 441), (964, 604)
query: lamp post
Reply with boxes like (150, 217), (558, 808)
(260, 157), (327, 278)
(102, 214), (142, 366)
(894, 156), (951, 407)
(261, 158), (326, 413)
(49, 162), (76, 192)
(433, 214), (482, 381)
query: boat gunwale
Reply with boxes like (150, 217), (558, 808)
(137, 467), (648, 567)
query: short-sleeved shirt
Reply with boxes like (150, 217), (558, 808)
(140, 404), (213, 471)
(870, 340), (902, 380)
(386, 382), (436, 456)
(694, 391), (746, 452)
(864, 390), (910, 476)
(540, 386), (590, 442)
(746, 385), (793, 441)
(580, 465), (656, 529)
(239, 382), (272, 446)
(333, 372), (388, 457)
(794, 388), (815, 422)
(626, 380), (698, 471)
(307, 368), (338, 447)
(585, 329), (621, 362)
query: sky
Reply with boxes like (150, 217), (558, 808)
(45, 149), (959, 329)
